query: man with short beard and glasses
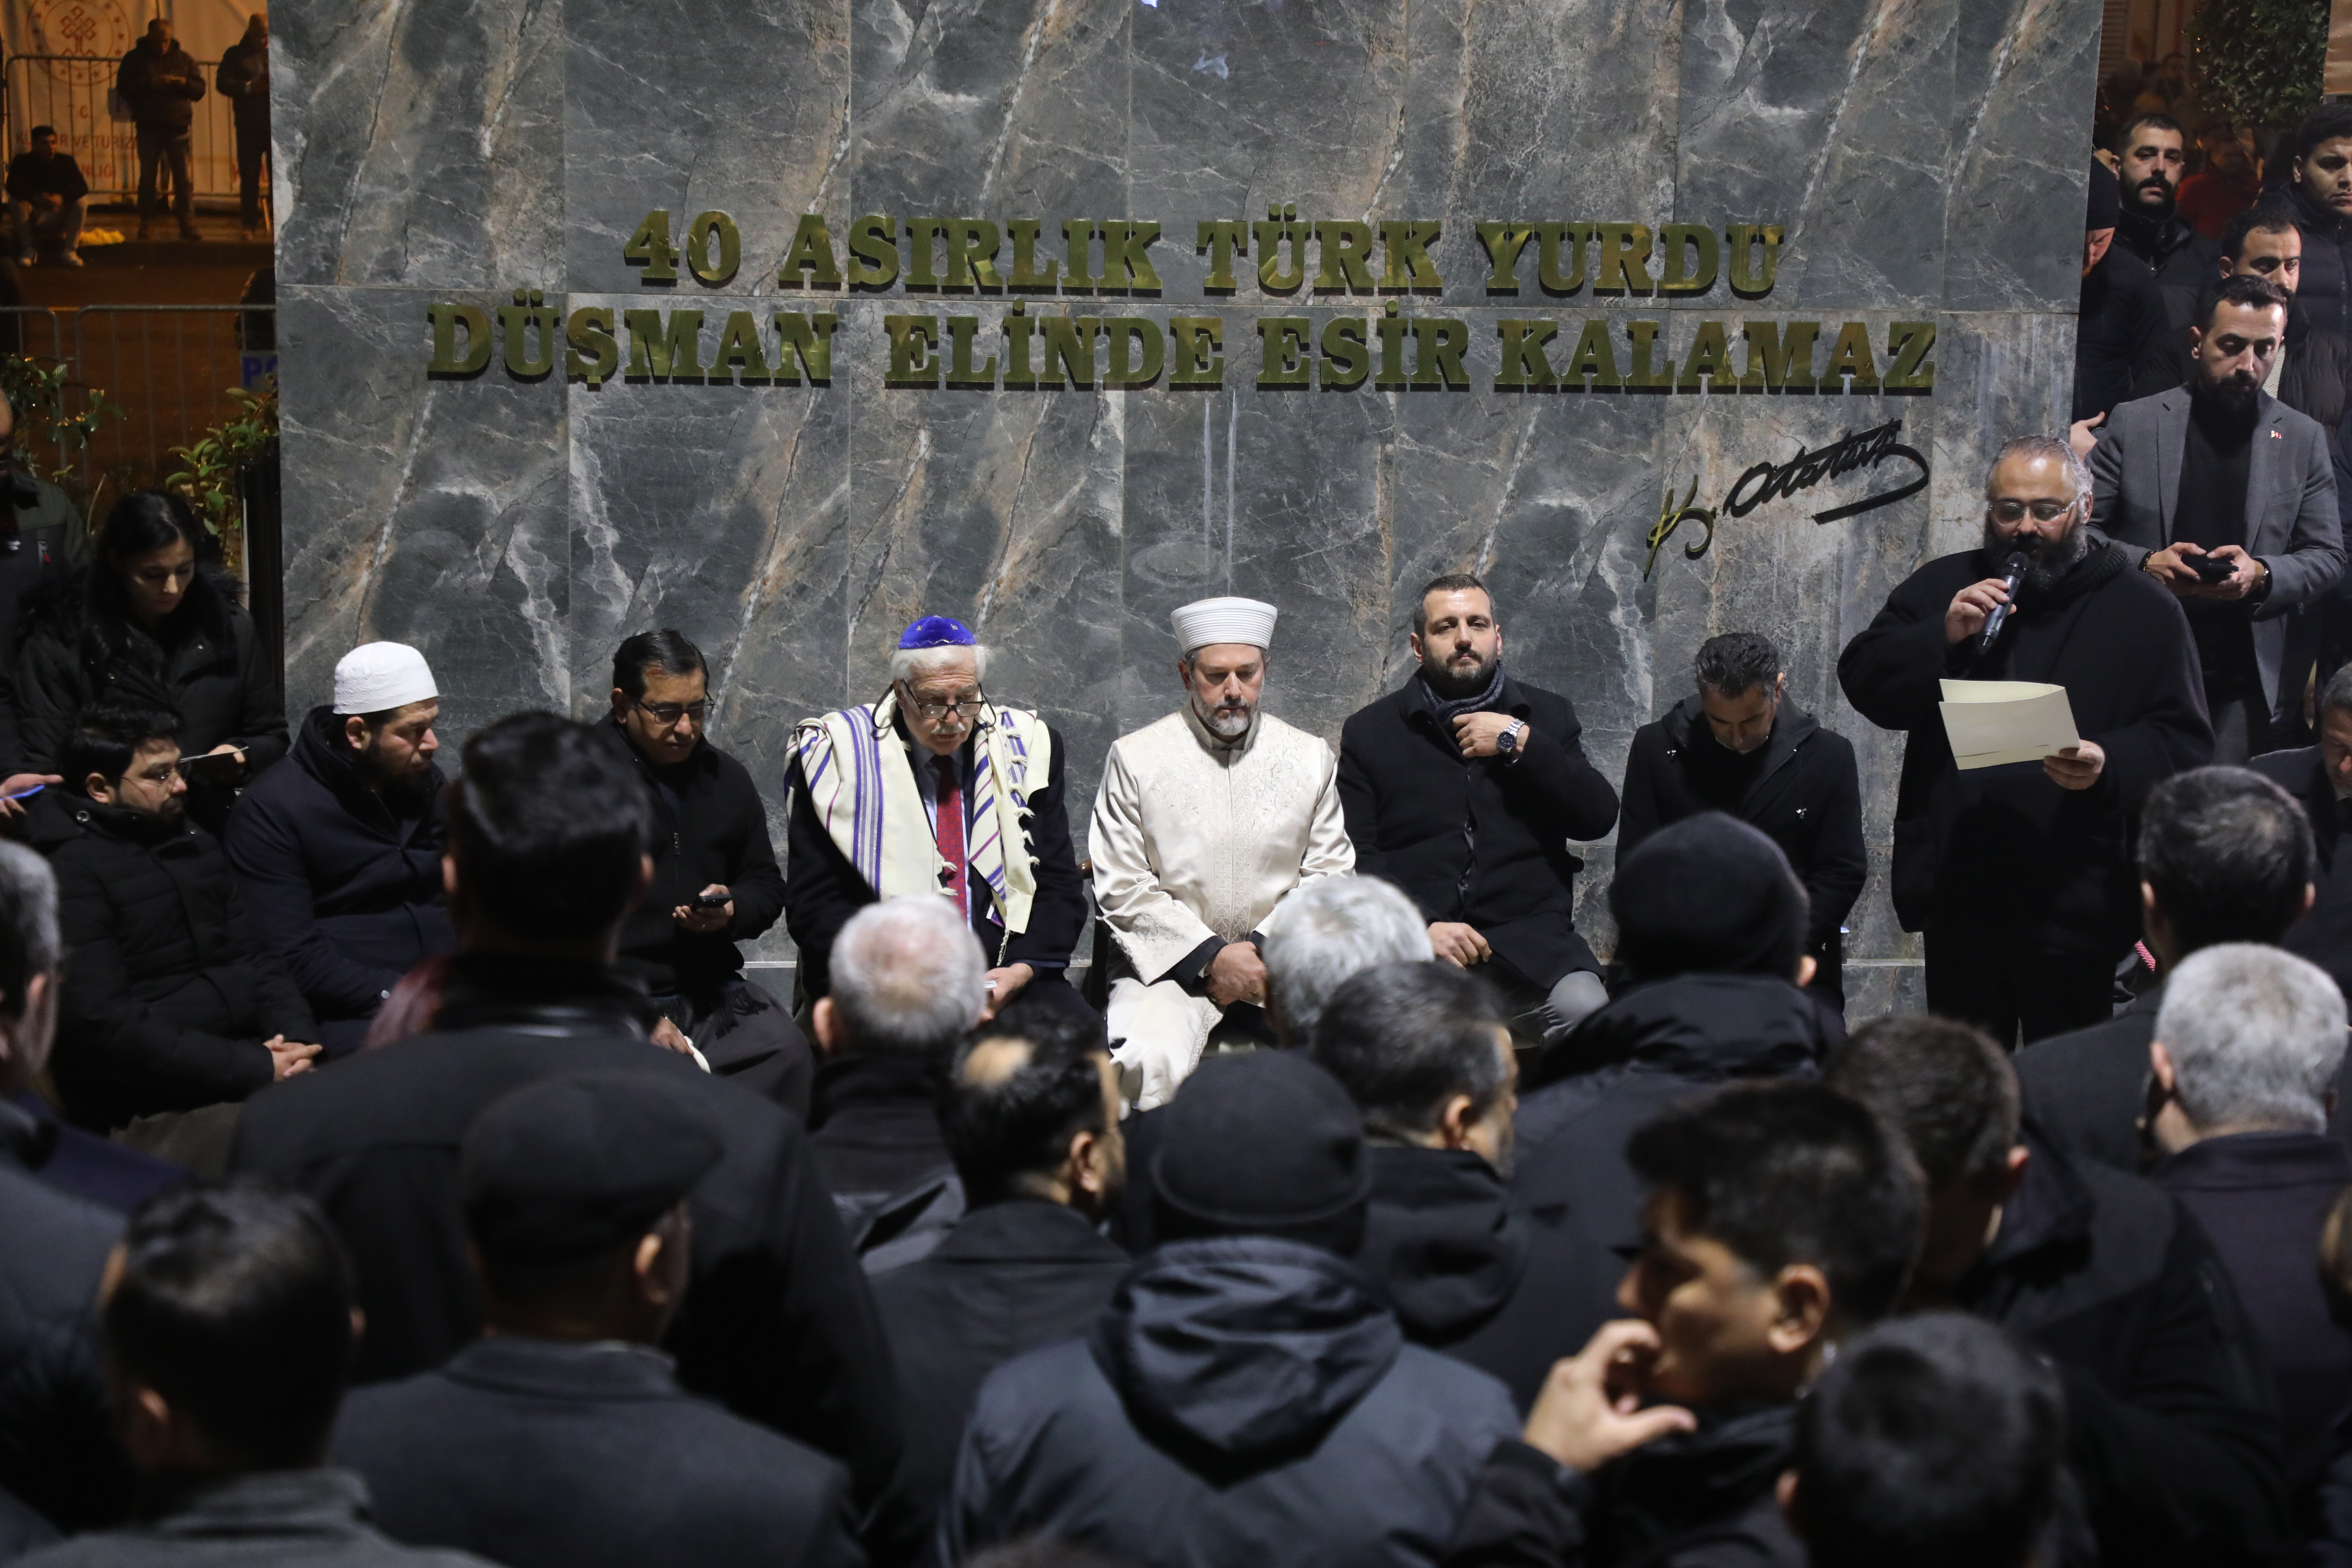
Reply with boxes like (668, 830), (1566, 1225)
(2112, 111), (2219, 331)
(226, 643), (455, 1056)
(1336, 573), (1618, 1043)
(1089, 596), (1353, 1108)
(2091, 272), (2346, 762)
(1840, 436), (2213, 1045)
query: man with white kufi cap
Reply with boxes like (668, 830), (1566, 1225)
(223, 640), (454, 1054)
(1089, 596), (1353, 1108)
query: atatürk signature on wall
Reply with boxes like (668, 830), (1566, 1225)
(1644, 418), (1931, 578)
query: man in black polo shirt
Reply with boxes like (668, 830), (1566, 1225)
(1337, 572), (1619, 1043)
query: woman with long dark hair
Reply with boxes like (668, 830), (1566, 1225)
(14, 489), (288, 821)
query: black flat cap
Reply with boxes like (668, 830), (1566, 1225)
(461, 1070), (723, 1268)
(1611, 811), (1807, 985)
(1154, 1051), (1370, 1229)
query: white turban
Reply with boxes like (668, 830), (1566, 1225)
(1171, 596), (1278, 654)
(334, 642), (439, 715)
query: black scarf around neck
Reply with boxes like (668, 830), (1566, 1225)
(1419, 660), (1505, 722)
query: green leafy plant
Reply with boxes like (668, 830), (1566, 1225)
(2190, 0), (2330, 133)
(166, 378), (278, 547)
(0, 353), (119, 486)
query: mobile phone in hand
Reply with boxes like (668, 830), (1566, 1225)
(692, 890), (729, 909)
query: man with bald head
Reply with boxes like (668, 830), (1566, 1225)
(1840, 435), (2213, 1044)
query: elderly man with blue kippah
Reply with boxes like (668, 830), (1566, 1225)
(784, 617), (1087, 1018)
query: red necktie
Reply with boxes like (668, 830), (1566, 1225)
(934, 754), (967, 919)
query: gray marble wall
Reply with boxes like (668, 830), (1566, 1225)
(272, 0), (2098, 997)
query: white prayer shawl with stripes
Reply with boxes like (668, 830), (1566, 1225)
(789, 692), (1048, 939)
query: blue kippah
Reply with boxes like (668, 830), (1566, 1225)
(898, 616), (978, 650)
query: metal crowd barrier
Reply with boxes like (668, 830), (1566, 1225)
(71, 303), (276, 494)
(3, 54), (263, 206)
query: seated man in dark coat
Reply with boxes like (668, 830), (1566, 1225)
(229, 713), (910, 1558)
(602, 630), (808, 1110)
(333, 1072), (860, 1568)
(224, 642), (453, 1057)
(1830, 1017), (2292, 1567)
(1618, 631), (1863, 1010)
(1338, 573), (1619, 1043)
(871, 990), (1129, 1552)
(1442, 1080), (1920, 1568)
(1838, 434), (2212, 1044)
(944, 1051), (1520, 1568)
(49, 706), (318, 1132)
(2254, 662), (2352, 994)
(12, 1186), (489, 1568)
(2017, 764), (2337, 1173)
(786, 615), (1087, 1014)
(2143, 944), (2352, 1531)
(809, 893), (988, 1271)
(1505, 816), (1834, 1377)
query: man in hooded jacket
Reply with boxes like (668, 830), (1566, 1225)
(1498, 814), (1833, 1394)
(941, 1049), (1520, 1568)
(1837, 434), (2212, 1044)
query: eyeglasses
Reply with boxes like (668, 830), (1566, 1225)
(911, 697), (986, 722)
(634, 698), (709, 727)
(1986, 499), (2077, 524)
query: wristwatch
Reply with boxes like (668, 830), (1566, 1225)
(1495, 720), (1526, 760)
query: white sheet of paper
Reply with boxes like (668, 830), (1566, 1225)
(1938, 680), (2081, 770)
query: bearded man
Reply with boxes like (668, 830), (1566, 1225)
(1839, 436), (2213, 1046)
(786, 616), (1086, 1016)
(224, 642), (454, 1056)
(1090, 597), (1352, 1109)
(1335, 573), (1618, 1043)
(2092, 271), (2345, 763)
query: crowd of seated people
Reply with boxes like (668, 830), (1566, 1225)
(9, 487), (2352, 1562)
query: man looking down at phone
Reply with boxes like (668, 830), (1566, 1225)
(2090, 271), (2346, 762)
(1840, 435), (2212, 1044)
(46, 705), (317, 1132)
(603, 631), (809, 1111)
(1441, 1080), (1924, 1568)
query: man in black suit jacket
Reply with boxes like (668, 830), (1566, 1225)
(1336, 573), (1619, 1043)
(2253, 662), (2352, 996)
(1618, 631), (1865, 1009)
(231, 714), (910, 1559)
(2090, 272), (2346, 762)
(333, 1071), (861, 1568)
(2016, 764), (2342, 1175)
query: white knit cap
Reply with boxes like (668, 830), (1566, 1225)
(333, 642), (439, 715)
(1171, 596), (1278, 654)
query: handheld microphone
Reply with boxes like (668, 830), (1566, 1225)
(1977, 551), (2030, 654)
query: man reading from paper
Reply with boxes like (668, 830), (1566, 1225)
(1090, 596), (1353, 1108)
(1839, 435), (2212, 1045)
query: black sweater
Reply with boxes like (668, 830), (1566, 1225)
(1338, 674), (1619, 990)
(1837, 536), (2212, 946)
(603, 721), (786, 999)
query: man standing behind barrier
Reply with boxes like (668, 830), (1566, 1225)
(215, 16), (269, 240)
(1839, 435), (2212, 1044)
(1337, 573), (1618, 1043)
(114, 20), (204, 244)
(1089, 596), (1353, 1109)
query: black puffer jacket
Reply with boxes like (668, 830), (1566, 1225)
(13, 568), (287, 807)
(223, 707), (452, 1032)
(943, 1235), (1520, 1568)
(50, 800), (314, 1129)
(1443, 1406), (1804, 1568)
(2292, 182), (2352, 345)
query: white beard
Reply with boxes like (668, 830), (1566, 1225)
(1191, 692), (1255, 740)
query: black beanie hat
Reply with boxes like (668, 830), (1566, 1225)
(1610, 812), (1808, 985)
(461, 1070), (723, 1269)
(1154, 1051), (1371, 1231)
(2086, 160), (2121, 231)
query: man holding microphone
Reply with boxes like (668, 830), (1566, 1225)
(1839, 436), (2212, 1044)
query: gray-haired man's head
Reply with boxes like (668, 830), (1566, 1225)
(1260, 875), (1434, 1043)
(817, 895), (988, 1060)
(0, 843), (59, 1095)
(2151, 944), (2348, 1149)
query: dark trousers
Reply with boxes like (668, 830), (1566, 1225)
(1925, 918), (2116, 1047)
(2206, 677), (2273, 768)
(234, 122), (268, 229)
(135, 126), (193, 225)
